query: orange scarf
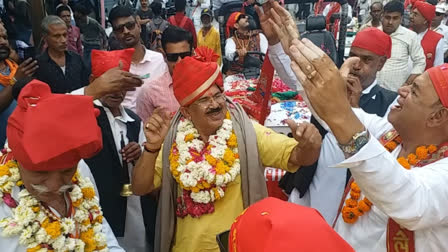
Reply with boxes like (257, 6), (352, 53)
(0, 59), (18, 86)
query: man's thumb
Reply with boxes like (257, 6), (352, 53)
(286, 119), (298, 132)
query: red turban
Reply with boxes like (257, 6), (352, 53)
(173, 48), (223, 106)
(352, 28), (392, 58)
(228, 197), (355, 252)
(226, 12), (243, 37)
(428, 64), (448, 108)
(7, 80), (102, 171)
(91, 48), (135, 78)
(413, 1), (436, 26)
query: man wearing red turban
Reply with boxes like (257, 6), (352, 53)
(1, 80), (125, 251)
(289, 28), (399, 225)
(131, 48), (323, 252)
(411, 1), (444, 69)
(224, 11), (268, 76)
(82, 48), (153, 251)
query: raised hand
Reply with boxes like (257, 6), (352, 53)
(15, 58), (38, 80)
(143, 107), (171, 151)
(255, 0), (279, 45)
(286, 120), (322, 150)
(288, 39), (364, 144)
(85, 61), (143, 99)
(267, 0), (300, 55)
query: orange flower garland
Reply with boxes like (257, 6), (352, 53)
(342, 144), (437, 224)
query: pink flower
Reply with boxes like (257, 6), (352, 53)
(3, 193), (17, 208)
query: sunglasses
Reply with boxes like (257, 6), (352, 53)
(165, 51), (192, 62)
(113, 21), (136, 33)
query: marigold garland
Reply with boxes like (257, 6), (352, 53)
(0, 156), (108, 252)
(169, 111), (241, 218)
(342, 143), (437, 224)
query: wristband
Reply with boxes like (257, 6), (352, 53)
(144, 144), (161, 153)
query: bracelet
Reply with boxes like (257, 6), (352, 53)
(144, 144), (161, 153)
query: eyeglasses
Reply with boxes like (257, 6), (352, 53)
(193, 93), (226, 107)
(113, 21), (136, 33)
(165, 51), (192, 62)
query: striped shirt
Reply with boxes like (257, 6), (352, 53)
(377, 25), (426, 91)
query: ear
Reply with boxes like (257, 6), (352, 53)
(180, 106), (192, 120)
(427, 107), (448, 128)
(377, 56), (387, 71)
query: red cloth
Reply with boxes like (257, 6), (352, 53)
(413, 1), (436, 26)
(7, 80), (102, 171)
(351, 28), (392, 58)
(226, 12), (243, 37)
(428, 64), (448, 107)
(325, 2), (341, 39)
(421, 30), (443, 70)
(91, 48), (135, 78)
(228, 197), (355, 252)
(172, 53), (223, 106)
(168, 12), (197, 48)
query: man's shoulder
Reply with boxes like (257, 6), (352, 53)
(124, 107), (142, 123)
(143, 48), (165, 63)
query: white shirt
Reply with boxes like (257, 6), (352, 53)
(377, 26), (426, 92)
(433, 24), (448, 53)
(79, 100), (147, 252)
(0, 165), (124, 252)
(333, 108), (448, 251)
(122, 48), (169, 112)
(224, 33), (268, 62)
(416, 29), (445, 67)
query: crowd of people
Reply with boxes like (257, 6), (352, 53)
(0, 0), (447, 251)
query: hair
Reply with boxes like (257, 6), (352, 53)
(151, 1), (163, 16)
(370, 1), (383, 10)
(108, 5), (136, 24)
(175, 0), (187, 12)
(41, 15), (66, 36)
(426, 0), (437, 5)
(161, 25), (194, 52)
(383, 1), (404, 15)
(73, 4), (91, 16)
(56, 5), (71, 17)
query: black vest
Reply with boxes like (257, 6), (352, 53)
(84, 106), (141, 237)
(279, 85), (398, 196)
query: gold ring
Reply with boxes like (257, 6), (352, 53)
(307, 70), (317, 79)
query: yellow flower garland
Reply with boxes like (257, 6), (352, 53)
(0, 160), (108, 251)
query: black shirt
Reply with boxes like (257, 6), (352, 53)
(136, 8), (154, 47)
(35, 50), (90, 94)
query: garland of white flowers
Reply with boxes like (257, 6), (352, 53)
(170, 112), (240, 205)
(0, 155), (108, 252)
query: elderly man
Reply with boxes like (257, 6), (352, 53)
(377, 1), (426, 91)
(35, 15), (89, 94)
(131, 50), (322, 252)
(269, 1), (448, 250)
(0, 79), (124, 251)
(410, 1), (444, 69)
(360, 2), (384, 30)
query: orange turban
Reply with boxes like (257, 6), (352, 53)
(352, 28), (392, 58)
(427, 64), (448, 108)
(226, 12), (244, 37)
(91, 48), (135, 78)
(7, 80), (102, 171)
(173, 47), (223, 106)
(229, 197), (355, 252)
(413, 1), (436, 26)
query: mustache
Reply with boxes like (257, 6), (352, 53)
(30, 184), (74, 195)
(0, 45), (10, 51)
(206, 106), (222, 114)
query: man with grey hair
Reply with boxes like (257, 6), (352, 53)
(35, 15), (90, 93)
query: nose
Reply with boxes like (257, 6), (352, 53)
(397, 85), (410, 98)
(45, 172), (68, 193)
(123, 26), (131, 34)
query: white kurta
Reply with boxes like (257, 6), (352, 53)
(79, 100), (148, 252)
(0, 164), (124, 252)
(332, 108), (448, 251)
